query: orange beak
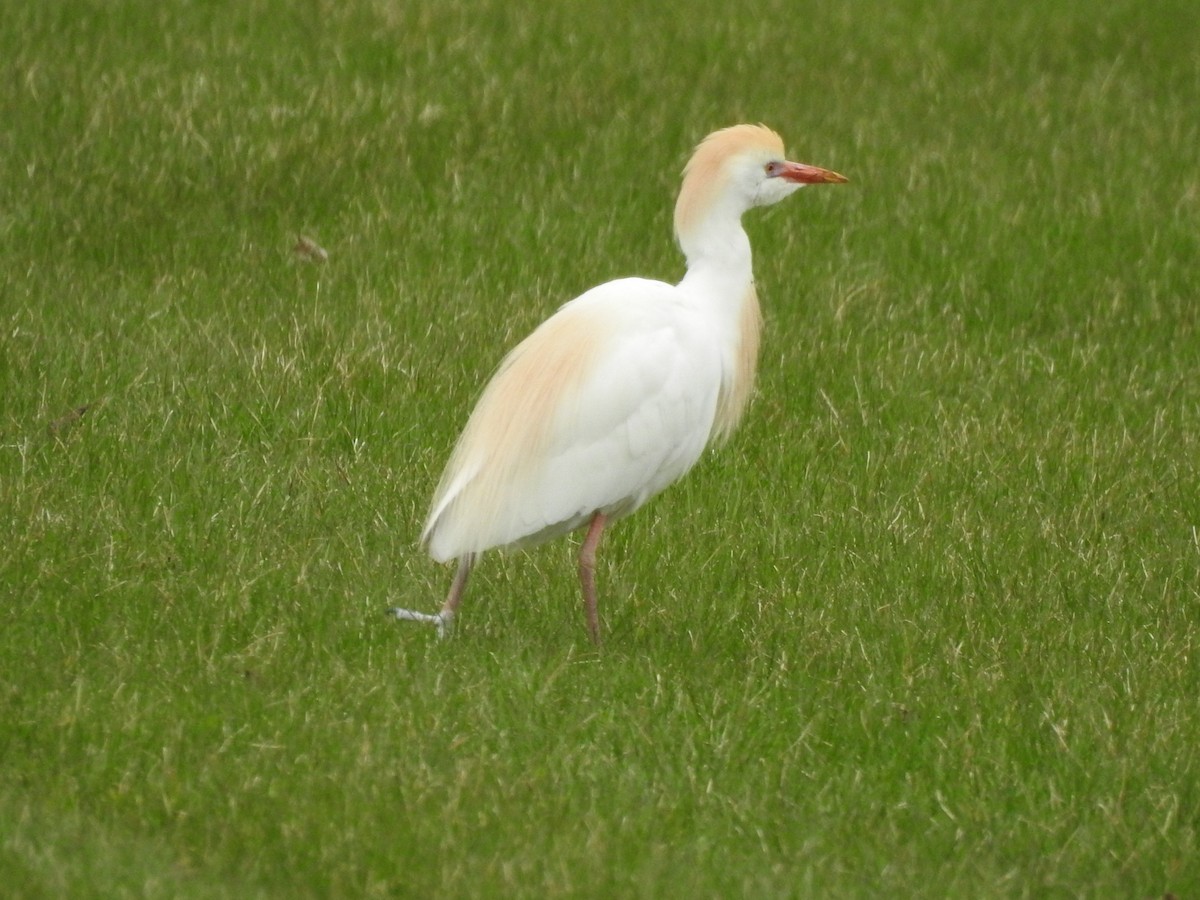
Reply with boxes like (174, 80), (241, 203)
(779, 161), (848, 184)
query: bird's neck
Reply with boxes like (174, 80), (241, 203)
(676, 219), (755, 306)
(675, 221), (762, 444)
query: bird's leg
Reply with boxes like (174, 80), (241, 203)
(390, 554), (474, 639)
(579, 512), (608, 645)
(439, 553), (474, 629)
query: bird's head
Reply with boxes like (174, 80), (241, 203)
(673, 124), (846, 254)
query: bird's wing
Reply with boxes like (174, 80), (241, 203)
(423, 278), (722, 560)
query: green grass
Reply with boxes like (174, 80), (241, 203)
(2, 0), (1198, 896)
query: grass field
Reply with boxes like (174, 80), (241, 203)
(2, 0), (1198, 896)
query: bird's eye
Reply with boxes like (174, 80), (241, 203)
(765, 161), (781, 177)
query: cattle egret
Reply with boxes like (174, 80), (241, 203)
(391, 124), (847, 643)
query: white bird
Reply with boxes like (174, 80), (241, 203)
(392, 124), (846, 643)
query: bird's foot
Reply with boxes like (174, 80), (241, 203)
(388, 607), (452, 639)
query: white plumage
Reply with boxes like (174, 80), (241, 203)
(392, 124), (847, 642)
